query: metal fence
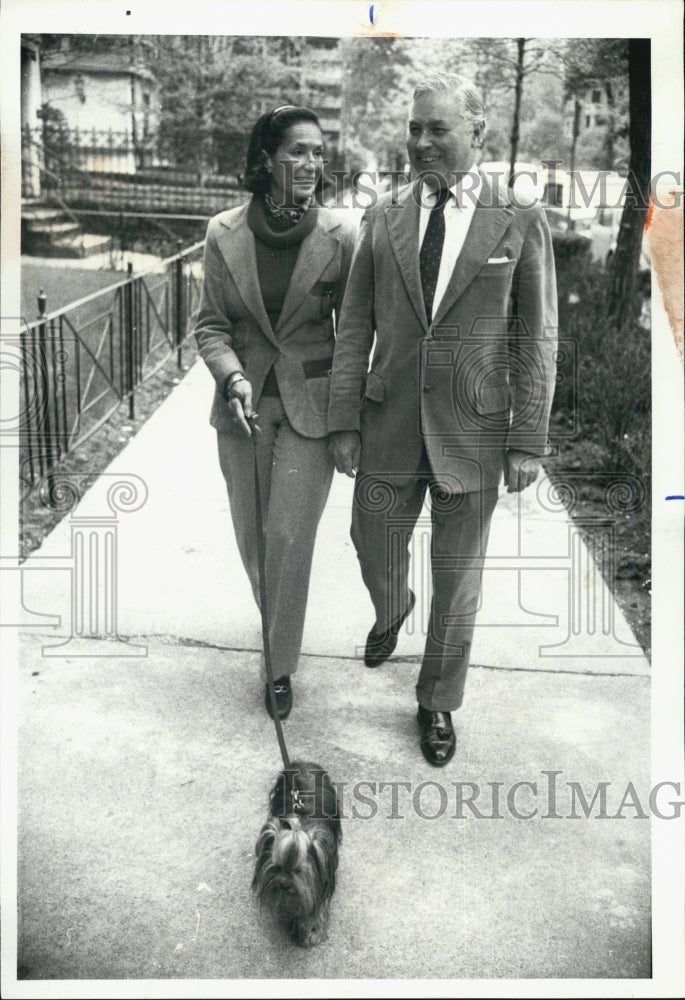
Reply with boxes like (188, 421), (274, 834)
(22, 126), (246, 215)
(19, 241), (205, 498)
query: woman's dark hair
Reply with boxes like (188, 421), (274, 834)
(242, 105), (324, 195)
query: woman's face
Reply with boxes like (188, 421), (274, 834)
(266, 121), (324, 206)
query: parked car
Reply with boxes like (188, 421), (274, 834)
(596, 206), (650, 270)
(479, 160), (544, 204)
(543, 203), (598, 236)
(546, 199), (650, 279)
(587, 205), (623, 263)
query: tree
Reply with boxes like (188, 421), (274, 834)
(605, 39), (651, 328)
(520, 107), (567, 163)
(147, 36), (303, 175)
(562, 39), (629, 172)
(463, 38), (564, 177)
(509, 38), (527, 177)
(340, 36), (415, 171)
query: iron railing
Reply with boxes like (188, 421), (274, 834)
(20, 240), (205, 498)
(22, 126), (245, 214)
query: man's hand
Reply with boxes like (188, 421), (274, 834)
(329, 431), (361, 477)
(505, 450), (541, 493)
(228, 378), (256, 437)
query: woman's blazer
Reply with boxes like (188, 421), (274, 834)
(194, 202), (358, 439)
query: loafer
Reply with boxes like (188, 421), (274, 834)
(265, 676), (292, 720)
(417, 705), (456, 766)
(364, 590), (416, 668)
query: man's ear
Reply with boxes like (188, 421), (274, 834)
(472, 120), (486, 149)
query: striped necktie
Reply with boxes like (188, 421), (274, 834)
(419, 186), (450, 325)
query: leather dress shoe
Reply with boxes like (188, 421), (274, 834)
(417, 705), (456, 766)
(364, 590), (416, 668)
(265, 676), (292, 720)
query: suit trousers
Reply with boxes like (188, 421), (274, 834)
(352, 449), (499, 712)
(217, 395), (334, 679)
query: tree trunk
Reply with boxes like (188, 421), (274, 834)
(602, 80), (616, 169)
(509, 37), (526, 181)
(567, 96), (581, 231)
(606, 39), (651, 328)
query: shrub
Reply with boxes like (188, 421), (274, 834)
(550, 245), (651, 489)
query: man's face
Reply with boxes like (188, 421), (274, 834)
(407, 90), (476, 188)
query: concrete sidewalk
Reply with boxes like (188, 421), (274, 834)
(15, 359), (652, 985)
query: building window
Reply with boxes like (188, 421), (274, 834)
(591, 89), (602, 104)
(585, 114), (591, 128)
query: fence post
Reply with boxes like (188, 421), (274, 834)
(125, 261), (136, 419)
(21, 321), (36, 489)
(36, 289), (55, 483)
(175, 238), (185, 369)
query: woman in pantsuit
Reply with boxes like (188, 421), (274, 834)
(194, 106), (356, 719)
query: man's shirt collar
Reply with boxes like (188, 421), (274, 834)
(421, 164), (481, 208)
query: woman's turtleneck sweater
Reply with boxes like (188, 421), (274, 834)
(246, 194), (317, 331)
(246, 194), (318, 397)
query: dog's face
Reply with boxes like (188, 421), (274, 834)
(253, 814), (339, 920)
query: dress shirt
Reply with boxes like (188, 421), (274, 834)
(418, 165), (482, 319)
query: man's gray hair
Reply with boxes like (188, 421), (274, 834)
(413, 72), (486, 130)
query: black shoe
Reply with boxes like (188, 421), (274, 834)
(417, 705), (456, 766)
(364, 590), (416, 668)
(265, 676), (292, 720)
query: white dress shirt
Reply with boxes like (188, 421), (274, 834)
(418, 165), (482, 318)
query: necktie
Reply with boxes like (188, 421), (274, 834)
(420, 187), (450, 325)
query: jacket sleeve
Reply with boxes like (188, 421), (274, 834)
(193, 216), (245, 391)
(333, 213), (358, 327)
(506, 206), (558, 455)
(327, 210), (377, 432)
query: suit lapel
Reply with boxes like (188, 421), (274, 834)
(432, 176), (514, 326)
(385, 183), (429, 334)
(216, 207), (279, 347)
(276, 216), (340, 334)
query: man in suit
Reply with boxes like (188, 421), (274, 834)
(328, 73), (558, 765)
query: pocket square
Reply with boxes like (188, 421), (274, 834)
(487, 256), (511, 263)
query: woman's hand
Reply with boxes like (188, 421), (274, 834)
(228, 377), (256, 437)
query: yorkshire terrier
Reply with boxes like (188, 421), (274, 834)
(252, 760), (342, 947)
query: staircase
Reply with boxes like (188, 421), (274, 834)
(22, 201), (112, 258)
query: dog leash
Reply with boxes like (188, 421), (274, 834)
(248, 415), (304, 815)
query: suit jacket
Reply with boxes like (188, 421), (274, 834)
(328, 173), (559, 492)
(195, 201), (357, 439)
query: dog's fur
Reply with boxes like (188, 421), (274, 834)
(252, 760), (342, 947)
